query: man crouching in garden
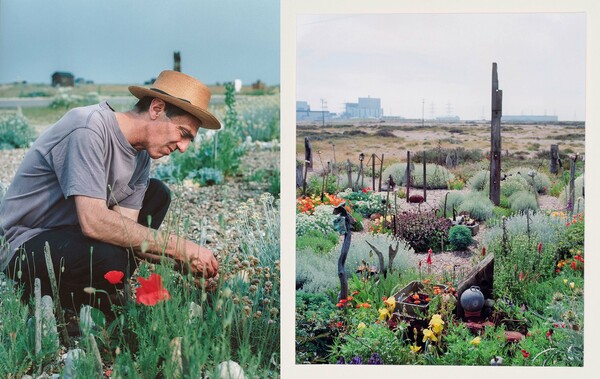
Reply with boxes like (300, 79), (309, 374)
(0, 70), (220, 315)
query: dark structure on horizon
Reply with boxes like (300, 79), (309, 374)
(51, 72), (74, 87)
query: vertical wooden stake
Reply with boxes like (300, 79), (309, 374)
(372, 154), (376, 191)
(490, 62), (503, 206)
(406, 151), (411, 202)
(378, 154), (384, 192)
(550, 144), (559, 175)
(423, 150), (427, 201)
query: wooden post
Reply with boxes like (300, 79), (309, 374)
(302, 137), (312, 196)
(406, 151), (411, 202)
(372, 154), (376, 191)
(423, 150), (427, 201)
(346, 159), (352, 189)
(550, 144), (559, 175)
(569, 156), (577, 214)
(173, 51), (181, 72)
(378, 154), (384, 192)
(489, 62), (503, 206)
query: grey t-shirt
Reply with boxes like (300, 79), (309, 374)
(0, 102), (150, 271)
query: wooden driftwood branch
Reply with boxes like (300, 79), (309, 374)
(334, 203), (354, 301)
(365, 241), (386, 279)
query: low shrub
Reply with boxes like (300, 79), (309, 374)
(457, 193), (494, 221)
(295, 248), (339, 294)
(501, 176), (527, 198)
(338, 188), (384, 217)
(508, 190), (539, 213)
(448, 225), (473, 250)
(508, 167), (552, 194)
(408, 194), (424, 203)
(296, 204), (338, 237)
(395, 210), (452, 252)
(296, 230), (340, 255)
(0, 112), (36, 149)
(410, 164), (454, 189)
(381, 163), (406, 187)
(558, 175), (584, 213)
(467, 170), (489, 192)
(439, 191), (465, 217)
(296, 291), (339, 364)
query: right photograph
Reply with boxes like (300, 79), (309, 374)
(294, 13), (585, 366)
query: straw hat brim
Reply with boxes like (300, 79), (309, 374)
(128, 86), (222, 130)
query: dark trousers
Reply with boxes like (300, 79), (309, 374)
(4, 179), (171, 314)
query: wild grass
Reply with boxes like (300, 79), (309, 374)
(0, 194), (280, 377)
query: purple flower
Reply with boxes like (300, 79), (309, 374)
(336, 357), (346, 364)
(367, 353), (383, 365)
(349, 356), (363, 365)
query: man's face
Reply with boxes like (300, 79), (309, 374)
(147, 112), (201, 159)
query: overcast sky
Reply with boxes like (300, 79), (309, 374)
(0, 0), (279, 86)
(297, 13), (586, 121)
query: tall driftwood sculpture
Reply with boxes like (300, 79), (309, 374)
(333, 203), (354, 301)
(490, 62), (502, 206)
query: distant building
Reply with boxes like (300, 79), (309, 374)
(343, 96), (383, 119)
(435, 115), (461, 122)
(296, 100), (334, 121)
(502, 115), (558, 122)
(51, 71), (74, 87)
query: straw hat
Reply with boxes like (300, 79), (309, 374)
(128, 70), (222, 130)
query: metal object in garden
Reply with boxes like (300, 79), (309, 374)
(333, 202), (355, 301)
(460, 285), (485, 316)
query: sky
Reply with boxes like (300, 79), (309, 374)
(296, 13), (586, 121)
(0, 0), (279, 86)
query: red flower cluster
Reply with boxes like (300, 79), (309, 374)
(104, 270), (124, 285)
(362, 187), (372, 194)
(521, 349), (530, 358)
(556, 254), (584, 273)
(136, 273), (171, 306)
(566, 213), (584, 227)
(336, 296), (354, 308)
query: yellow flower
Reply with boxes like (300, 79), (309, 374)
(570, 282), (575, 289)
(409, 344), (422, 353)
(357, 322), (366, 331)
(378, 307), (391, 321)
(469, 336), (481, 346)
(422, 328), (437, 343)
(384, 296), (396, 313)
(563, 279), (568, 285)
(429, 314), (445, 334)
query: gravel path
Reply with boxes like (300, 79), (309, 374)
(0, 147), (280, 264)
(364, 187), (567, 280)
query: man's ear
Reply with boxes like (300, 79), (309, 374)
(149, 98), (166, 120)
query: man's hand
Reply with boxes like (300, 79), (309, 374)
(179, 240), (219, 278)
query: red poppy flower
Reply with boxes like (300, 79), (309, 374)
(104, 270), (124, 285)
(426, 249), (432, 265)
(537, 242), (543, 254)
(570, 261), (577, 270)
(336, 321), (343, 328)
(521, 349), (530, 358)
(135, 273), (171, 306)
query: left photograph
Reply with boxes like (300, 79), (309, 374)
(0, 1), (280, 377)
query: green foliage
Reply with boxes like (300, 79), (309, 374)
(457, 192), (494, 221)
(411, 164), (454, 189)
(332, 322), (408, 365)
(555, 217), (584, 259)
(558, 175), (585, 212)
(508, 190), (539, 213)
(296, 291), (339, 364)
(296, 204), (337, 237)
(296, 230), (339, 255)
(381, 163), (406, 187)
(508, 167), (552, 194)
(439, 191), (465, 217)
(304, 174), (338, 197)
(395, 210), (452, 252)
(0, 112), (36, 149)
(49, 89), (99, 109)
(501, 176), (528, 198)
(296, 248), (339, 294)
(467, 170), (489, 192)
(247, 167), (280, 198)
(448, 225), (473, 250)
(338, 188), (385, 217)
